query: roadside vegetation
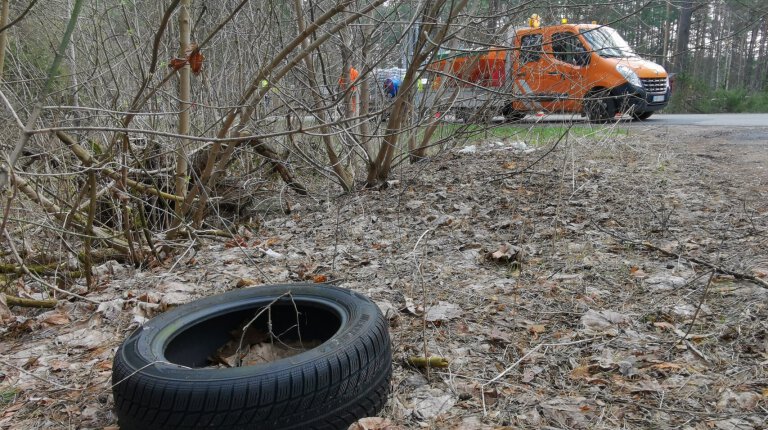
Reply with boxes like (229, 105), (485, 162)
(669, 76), (768, 113)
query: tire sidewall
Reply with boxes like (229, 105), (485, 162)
(585, 90), (616, 122)
(115, 283), (384, 383)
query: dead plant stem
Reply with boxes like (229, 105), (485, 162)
(0, 358), (83, 391)
(235, 292), (304, 366)
(601, 227), (768, 289)
(2, 229), (98, 304)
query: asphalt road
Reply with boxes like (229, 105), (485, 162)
(510, 113), (768, 126)
(650, 113), (768, 127)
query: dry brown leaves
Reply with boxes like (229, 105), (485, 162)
(1, 126), (767, 429)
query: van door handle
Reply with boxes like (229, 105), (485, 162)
(546, 71), (560, 75)
(516, 73), (526, 77)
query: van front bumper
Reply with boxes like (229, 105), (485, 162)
(612, 83), (671, 112)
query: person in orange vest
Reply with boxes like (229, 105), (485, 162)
(339, 67), (359, 115)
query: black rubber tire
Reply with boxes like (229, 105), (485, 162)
(112, 284), (392, 430)
(456, 108), (471, 123)
(631, 111), (653, 121)
(502, 104), (525, 122)
(584, 90), (617, 123)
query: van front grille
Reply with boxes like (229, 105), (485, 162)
(641, 78), (667, 94)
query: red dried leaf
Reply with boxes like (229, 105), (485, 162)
(168, 58), (186, 71)
(188, 48), (204, 75)
(225, 236), (248, 248)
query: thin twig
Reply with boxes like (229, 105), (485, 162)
(106, 360), (191, 393)
(2, 229), (98, 304)
(0, 358), (83, 391)
(481, 337), (601, 415)
(235, 292), (292, 366)
(599, 226), (768, 289)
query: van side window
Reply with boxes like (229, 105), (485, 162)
(552, 32), (589, 66)
(520, 34), (543, 63)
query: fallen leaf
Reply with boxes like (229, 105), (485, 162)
(409, 386), (456, 420)
(580, 309), (629, 336)
(489, 328), (511, 343)
(312, 274), (328, 283)
(38, 311), (70, 327)
(137, 292), (161, 304)
(21, 356), (39, 370)
(570, 366), (591, 379)
(56, 328), (112, 350)
(716, 389), (761, 411)
(486, 243), (521, 263)
(49, 359), (71, 371)
(653, 321), (675, 331)
(225, 236), (248, 248)
(425, 301), (462, 323)
(648, 362), (683, 375)
(401, 296), (423, 316)
(236, 278), (258, 288)
(348, 417), (403, 430)
(2, 402), (25, 415)
(502, 161), (517, 169)
(238, 340), (322, 366)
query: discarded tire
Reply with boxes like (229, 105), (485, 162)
(112, 283), (392, 430)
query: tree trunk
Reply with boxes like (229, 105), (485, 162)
(674, 0), (695, 75)
(175, 0), (192, 225)
(755, 19), (768, 90)
(0, 0), (10, 78)
(661, 1), (671, 70)
(366, 0), (468, 187)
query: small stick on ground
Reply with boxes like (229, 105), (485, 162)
(4, 295), (57, 308)
(598, 226), (768, 289)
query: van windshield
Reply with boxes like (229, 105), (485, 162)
(579, 27), (638, 59)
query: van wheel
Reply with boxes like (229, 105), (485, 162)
(504, 111), (525, 122)
(456, 109), (471, 123)
(502, 104), (525, 122)
(631, 111), (653, 121)
(112, 284), (392, 430)
(477, 109), (497, 123)
(585, 90), (616, 123)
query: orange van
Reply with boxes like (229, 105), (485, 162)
(420, 18), (671, 121)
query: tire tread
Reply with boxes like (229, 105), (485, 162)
(113, 285), (392, 430)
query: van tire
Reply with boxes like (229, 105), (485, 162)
(456, 108), (471, 123)
(502, 104), (525, 122)
(585, 90), (616, 122)
(631, 111), (653, 121)
(112, 284), (392, 430)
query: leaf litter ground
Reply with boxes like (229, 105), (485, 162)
(1, 123), (767, 429)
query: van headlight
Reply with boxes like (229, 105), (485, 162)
(616, 64), (642, 88)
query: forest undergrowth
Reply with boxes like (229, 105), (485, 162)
(1, 122), (767, 429)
